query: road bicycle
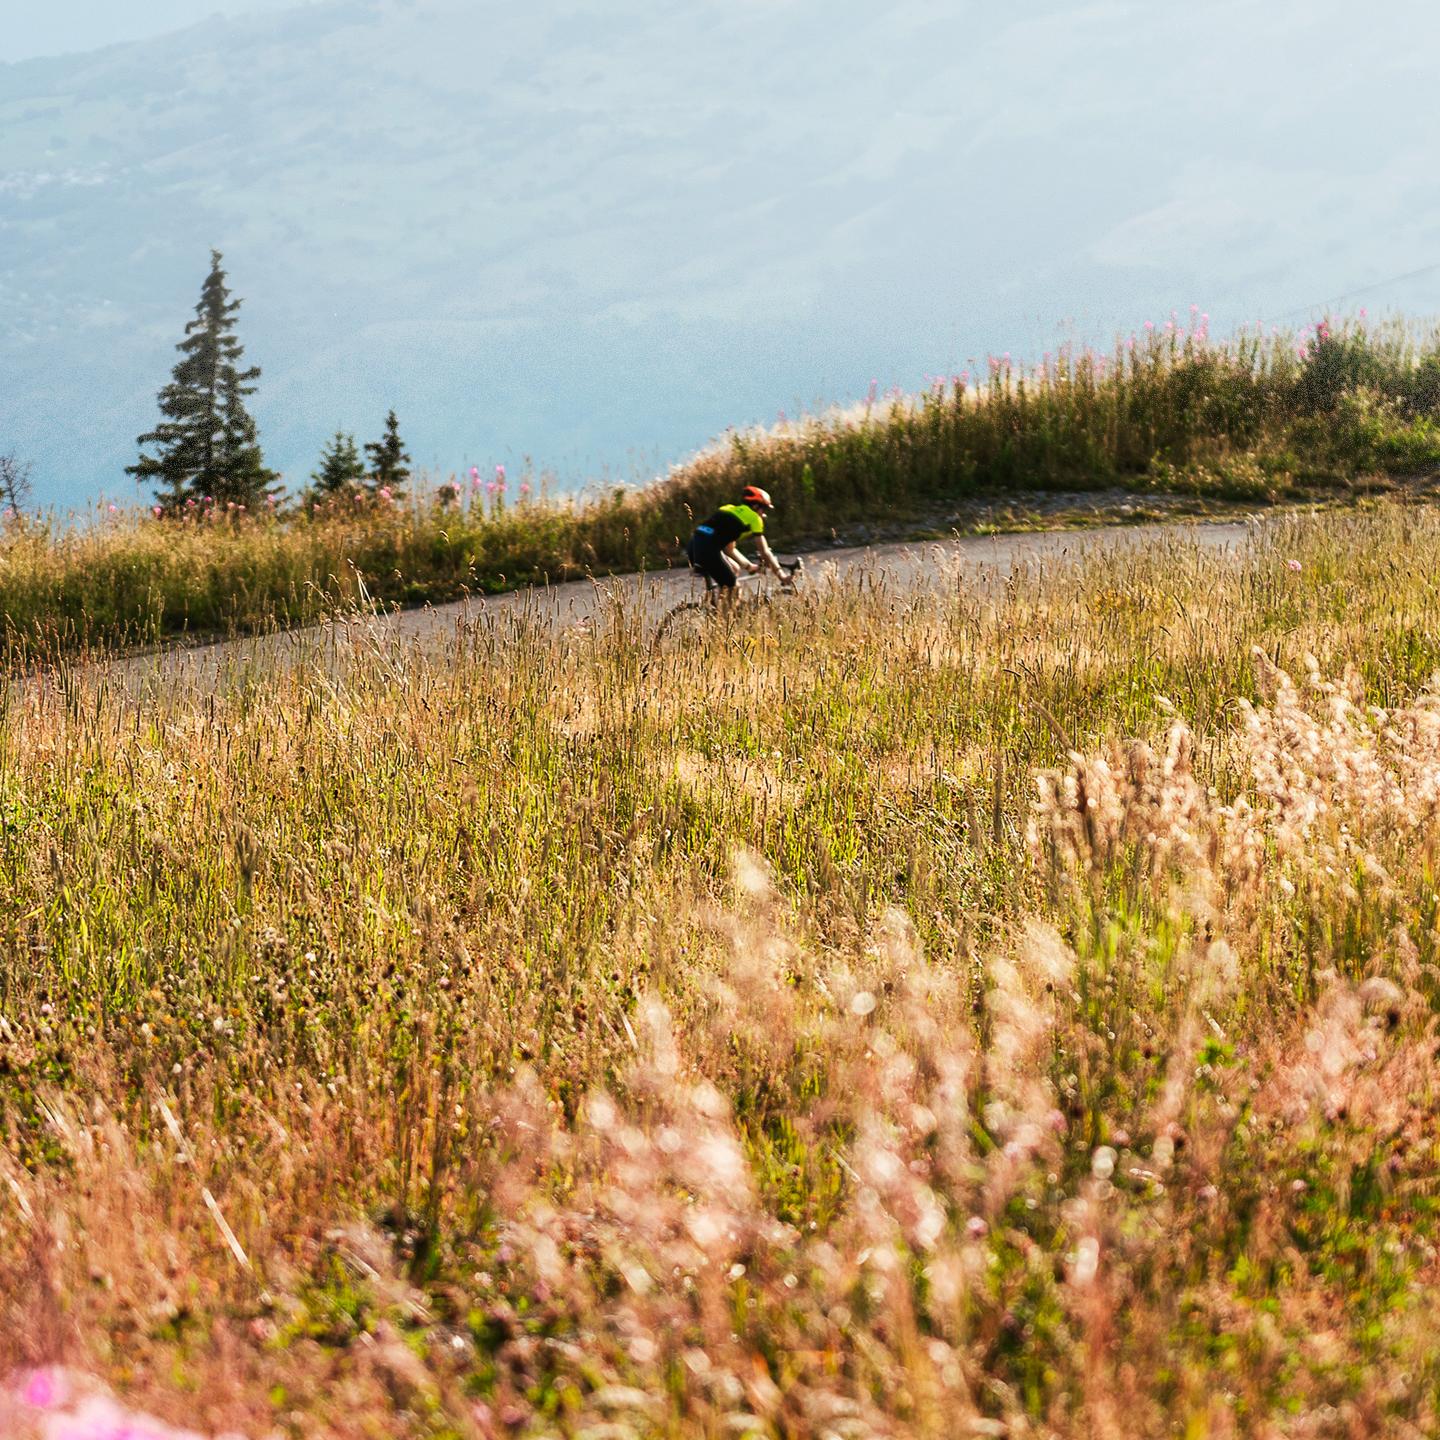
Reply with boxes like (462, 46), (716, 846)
(650, 556), (806, 651)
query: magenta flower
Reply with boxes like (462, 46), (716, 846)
(21, 1367), (62, 1408)
(152, 505), (163, 518)
(495, 463), (506, 487)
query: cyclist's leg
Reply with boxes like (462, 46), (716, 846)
(690, 540), (737, 607)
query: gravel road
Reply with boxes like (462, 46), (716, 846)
(114, 516), (1260, 695)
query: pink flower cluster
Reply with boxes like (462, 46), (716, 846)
(3, 1368), (237, 1440)
(462, 463), (511, 507)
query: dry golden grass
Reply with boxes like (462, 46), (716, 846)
(4, 505), (1440, 1437)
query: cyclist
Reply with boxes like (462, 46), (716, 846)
(686, 486), (789, 606)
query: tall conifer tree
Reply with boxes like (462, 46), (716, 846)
(364, 410), (411, 496)
(309, 430), (366, 499)
(128, 251), (275, 510)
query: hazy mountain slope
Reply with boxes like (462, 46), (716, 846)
(2, 0), (1438, 506)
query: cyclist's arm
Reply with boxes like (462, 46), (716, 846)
(723, 541), (756, 574)
(754, 534), (786, 579)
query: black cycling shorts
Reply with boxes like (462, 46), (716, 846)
(686, 535), (738, 589)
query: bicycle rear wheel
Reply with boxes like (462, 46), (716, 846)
(651, 600), (712, 652)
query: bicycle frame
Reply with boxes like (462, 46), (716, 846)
(690, 556), (804, 595)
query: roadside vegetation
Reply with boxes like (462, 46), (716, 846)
(8, 313), (1440, 656)
(4, 505), (1440, 1436)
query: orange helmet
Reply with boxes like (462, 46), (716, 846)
(741, 485), (774, 510)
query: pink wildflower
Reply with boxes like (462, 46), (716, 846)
(107, 504), (117, 514)
(495, 464), (506, 488)
(379, 485), (393, 501)
(152, 505), (163, 518)
(21, 1367), (62, 1408)
(1287, 559), (1303, 573)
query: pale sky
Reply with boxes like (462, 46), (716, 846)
(8, 0), (1440, 507)
(1, 0), (300, 63)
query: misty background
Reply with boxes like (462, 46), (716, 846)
(3, 0), (1438, 509)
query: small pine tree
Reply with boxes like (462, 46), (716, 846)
(128, 250), (275, 511)
(309, 430), (366, 501)
(364, 410), (411, 496)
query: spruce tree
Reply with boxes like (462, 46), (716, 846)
(364, 410), (411, 496)
(127, 250), (275, 511)
(309, 430), (366, 500)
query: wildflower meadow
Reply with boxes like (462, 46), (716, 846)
(4, 501), (1440, 1435)
(10, 314), (1440, 657)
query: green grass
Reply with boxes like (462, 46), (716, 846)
(9, 314), (1440, 658)
(5, 505), (1440, 1435)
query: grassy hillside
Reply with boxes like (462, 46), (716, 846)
(8, 315), (1440, 657)
(4, 505), (1440, 1435)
